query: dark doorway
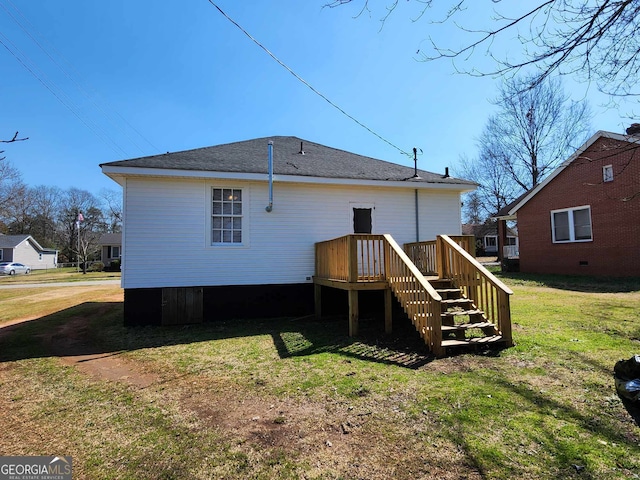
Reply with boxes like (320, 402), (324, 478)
(353, 208), (372, 234)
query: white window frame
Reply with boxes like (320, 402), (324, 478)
(112, 246), (121, 258)
(603, 165), (614, 183)
(210, 187), (246, 246)
(551, 206), (593, 243)
(484, 236), (497, 248)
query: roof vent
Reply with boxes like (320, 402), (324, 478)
(298, 142), (305, 155)
(443, 167), (450, 178)
(626, 123), (640, 136)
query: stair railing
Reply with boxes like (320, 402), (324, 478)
(384, 234), (444, 356)
(437, 235), (513, 346)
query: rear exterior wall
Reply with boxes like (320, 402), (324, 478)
(518, 137), (640, 276)
(120, 177), (464, 289)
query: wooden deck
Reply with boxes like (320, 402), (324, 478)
(314, 234), (513, 357)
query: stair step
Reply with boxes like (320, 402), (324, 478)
(441, 309), (484, 317)
(441, 322), (495, 332)
(441, 335), (504, 347)
(436, 288), (462, 294)
(441, 298), (473, 306)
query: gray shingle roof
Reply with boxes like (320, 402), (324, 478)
(101, 136), (475, 186)
(98, 233), (122, 245)
(0, 234), (30, 248)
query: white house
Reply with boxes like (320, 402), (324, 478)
(98, 232), (122, 267)
(100, 136), (476, 325)
(0, 234), (58, 270)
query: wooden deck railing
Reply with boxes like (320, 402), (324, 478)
(404, 235), (475, 275)
(383, 235), (444, 356)
(315, 233), (512, 355)
(315, 234), (444, 355)
(315, 234), (387, 282)
(437, 235), (513, 346)
(403, 240), (437, 275)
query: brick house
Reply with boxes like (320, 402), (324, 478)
(495, 128), (640, 277)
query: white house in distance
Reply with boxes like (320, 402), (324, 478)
(100, 136), (476, 326)
(0, 234), (57, 270)
(98, 232), (122, 268)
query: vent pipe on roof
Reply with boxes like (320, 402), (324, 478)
(265, 141), (274, 212)
(298, 142), (305, 155)
(412, 147), (420, 178)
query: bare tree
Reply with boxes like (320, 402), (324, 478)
(56, 188), (105, 265)
(31, 185), (63, 246)
(461, 190), (483, 224)
(0, 159), (26, 223)
(0, 131), (28, 161)
(458, 75), (591, 216)
(99, 188), (122, 232)
(325, 1), (640, 98)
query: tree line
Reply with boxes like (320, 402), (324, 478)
(0, 156), (121, 265)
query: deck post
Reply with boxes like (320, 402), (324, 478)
(314, 283), (322, 320)
(436, 236), (445, 279)
(384, 288), (392, 334)
(499, 291), (513, 347)
(348, 289), (359, 336)
(348, 235), (358, 282)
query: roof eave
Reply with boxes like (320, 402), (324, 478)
(101, 165), (476, 191)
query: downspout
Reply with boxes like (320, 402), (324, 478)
(265, 141), (273, 212)
(415, 189), (419, 242)
(413, 148), (420, 242)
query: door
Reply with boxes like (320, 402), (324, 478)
(352, 207), (373, 234)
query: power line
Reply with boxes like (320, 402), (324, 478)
(0, 33), (129, 158)
(1, 0), (160, 156)
(206, 1), (411, 158)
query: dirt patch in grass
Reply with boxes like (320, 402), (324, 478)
(40, 314), (160, 389)
(2, 309), (483, 479)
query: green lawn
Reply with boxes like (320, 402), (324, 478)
(0, 274), (639, 479)
(0, 266), (120, 284)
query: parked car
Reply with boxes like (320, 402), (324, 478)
(0, 262), (31, 275)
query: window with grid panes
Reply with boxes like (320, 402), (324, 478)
(212, 188), (242, 244)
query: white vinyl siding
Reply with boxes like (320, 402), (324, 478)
(551, 206), (592, 243)
(121, 177), (464, 289)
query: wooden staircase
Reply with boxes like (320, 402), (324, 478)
(314, 233), (513, 357)
(431, 278), (504, 349)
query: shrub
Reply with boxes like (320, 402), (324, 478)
(88, 261), (104, 272)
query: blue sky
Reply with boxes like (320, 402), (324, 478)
(0, 0), (634, 194)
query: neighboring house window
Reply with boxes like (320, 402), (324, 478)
(505, 236), (517, 246)
(484, 236), (497, 248)
(0, 249), (3, 261)
(112, 246), (120, 258)
(212, 188), (242, 244)
(603, 165), (614, 182)
(551, 206), (592, 243)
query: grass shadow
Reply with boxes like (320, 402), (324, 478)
(0, 301), (435, 370)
